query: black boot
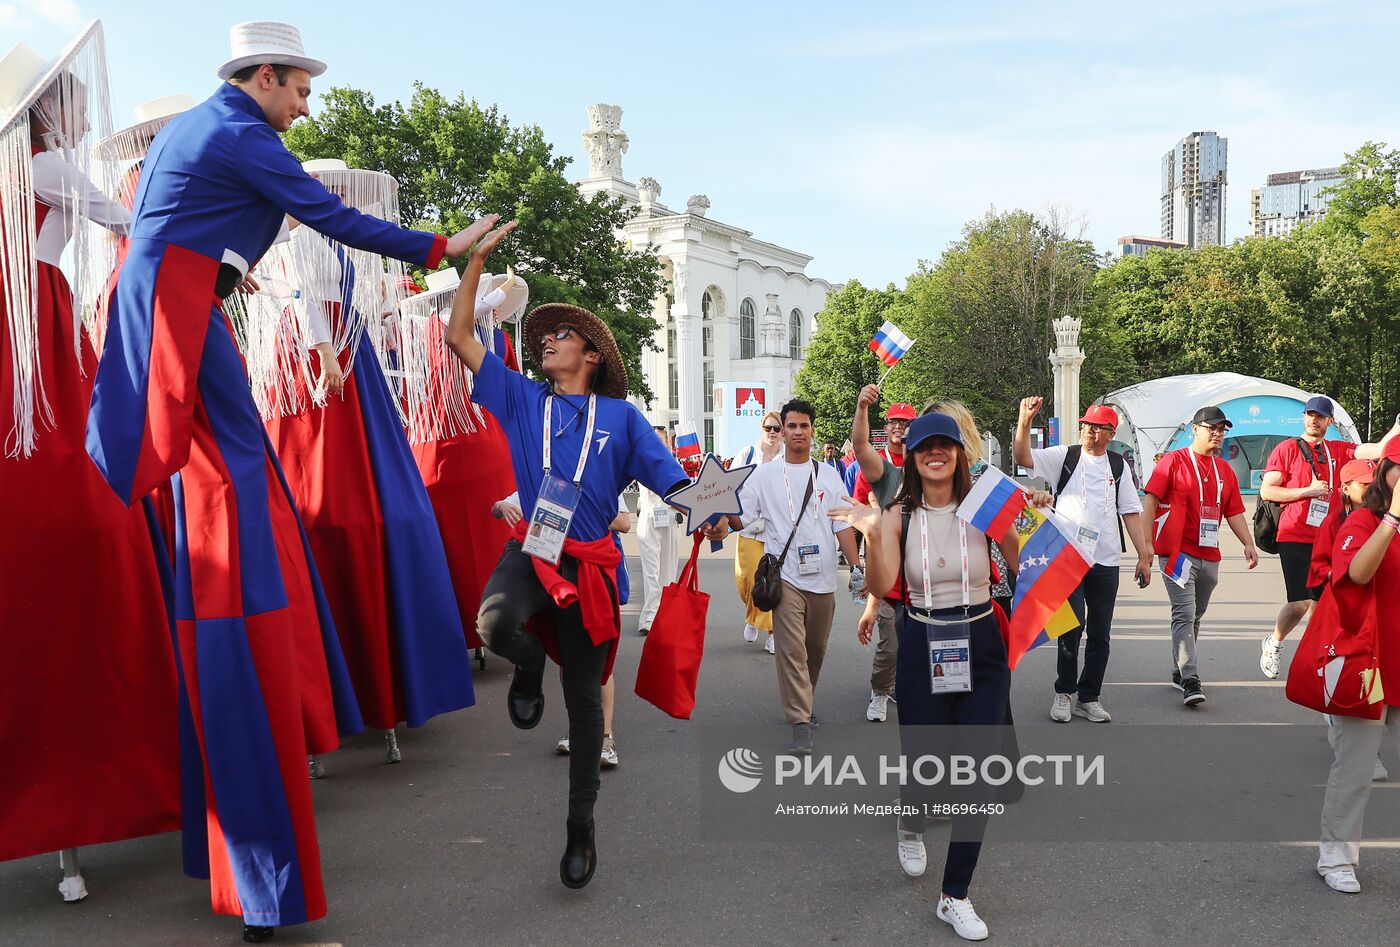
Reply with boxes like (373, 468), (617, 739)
(242, 924), (275, 943)
(507, 661), (546, 730)
(559, 817), (596, 889)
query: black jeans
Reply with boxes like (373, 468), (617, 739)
(477, 541), (611, 823)
(1055, 564), (1120, 703)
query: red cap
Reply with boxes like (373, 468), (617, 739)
(1340, 459), (1375, 485)
(1079, 404), (1120, 429)
(886, 403), (917, 421)
(1384, 438), (1400, 464)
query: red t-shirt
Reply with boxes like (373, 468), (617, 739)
(1144, 449), (1246, 562)
(1265, 438), (1356, 544)
(853, 451), (903, 505)
(1331, 511), (1400, 704)
(1307, 509), (1347, 587)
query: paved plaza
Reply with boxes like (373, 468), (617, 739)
(4, 522), (1400, 946)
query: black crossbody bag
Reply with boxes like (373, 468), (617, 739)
(751, 461), (819, 612)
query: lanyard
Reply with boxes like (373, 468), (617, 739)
(541, 394), (596, 485)
(782, 462), (812, 524)
(1303, 440), (1336, 489)
(918, 507), (970, 608)
(881, 447), (903, 466)
(1188, 450), (1224, 511)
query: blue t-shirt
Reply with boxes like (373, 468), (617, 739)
(472, 352), (687, 542)
(843, 460), (861, 495)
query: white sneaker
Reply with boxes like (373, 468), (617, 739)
(764, 634), (776, 655)
(867, 692), (889, 723)
(1072, 699), (1112, 722)
(600, 734), (619, 768)
(1260, 634), (1283, 679)
(1050, 693), (1072, 722)
(937, 895), (989, 941)
(897, 825), (926, 877)
(743, 623), (759, 643)
(1374, 758), (1389, 782)
(1324, 869), (1361, 893)
(555, 735), (570, 755)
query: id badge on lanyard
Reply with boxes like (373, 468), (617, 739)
(1305, 442), (1333, 528)
(523, 394), (596, 565)
(921, 508), (973, 694)
(1192, 453), (1224, 550)
(652, 506), (671, 530)
(1306, 498), (1330, 528)
(797, 544), (821, 575)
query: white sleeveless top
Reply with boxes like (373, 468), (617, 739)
(903, 502), (992, 609)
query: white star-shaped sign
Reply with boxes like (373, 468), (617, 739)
(665, 453), (756, 536)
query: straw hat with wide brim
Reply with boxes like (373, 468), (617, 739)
(0, 21), (104, 135)
(94, 93), (196, 161)
(216, 21), (326, 81)
(523, 303), (627, 400)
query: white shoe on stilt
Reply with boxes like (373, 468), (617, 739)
(58, 850), (87, 903)
(743, 623), (759, 643)
(764, 634), (776, 655)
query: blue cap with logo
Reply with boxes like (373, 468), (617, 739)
(1304, 395), (1335, 418)
(906, 412), (964, 452)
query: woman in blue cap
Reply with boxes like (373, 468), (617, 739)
(830, 412), (1051, 942)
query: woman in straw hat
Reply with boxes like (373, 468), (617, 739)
(0, 23), (179, 903)
(84, 20), (492, 941)
(442, 215), (729, 889)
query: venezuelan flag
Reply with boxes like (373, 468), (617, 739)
(1005, 505), (1092, 670)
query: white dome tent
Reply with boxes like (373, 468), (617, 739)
(1096, 372), (1360, 494)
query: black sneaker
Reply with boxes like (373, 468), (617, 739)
(1181, 678), (1205, 706)
(1170, 670), (1183, 692)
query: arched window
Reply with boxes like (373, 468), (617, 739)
(666, 309), (678, 411)
(789, 308), (804, 360)
(739, 298), (756, 359)
(701, 290), (715, 359)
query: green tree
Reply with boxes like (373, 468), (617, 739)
(1318, 142), (1400, 237)
(283, 85), (667, 401)
(793, 280), (906, 444)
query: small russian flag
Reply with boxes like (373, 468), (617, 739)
(1162, 552), (1192, 588)
(675, 428), (701, 461)
(868, 321), (915, 367)
(957, 465), (1028, 542)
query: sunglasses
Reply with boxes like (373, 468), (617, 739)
(540, 325), (579, 346)
(763, 425), (781, 432)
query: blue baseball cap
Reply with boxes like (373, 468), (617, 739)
(906, 412), (964, 452)
(1304, 395), (1335, 418)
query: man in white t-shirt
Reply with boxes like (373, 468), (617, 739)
(731, 399), (858, 755)
(1015, 397), (1153, 725)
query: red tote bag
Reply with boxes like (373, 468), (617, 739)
(1286, 584), (1385, 720)
(635, 533), (710, 719)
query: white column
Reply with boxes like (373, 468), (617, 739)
(1048, 315), (1085, 447)
(672, 258), (701, 432)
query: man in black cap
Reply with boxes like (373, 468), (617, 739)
(1141, 406), (1259, 706)
(1258, 396), (1398, 679)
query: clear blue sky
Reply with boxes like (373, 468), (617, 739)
(8, 0), (1397, 288)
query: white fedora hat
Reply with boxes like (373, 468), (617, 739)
(424, 268), (461, 295)
(217, 21), (326, 81)
(94, 93), (196, 161)
(0, 22), (105, 134)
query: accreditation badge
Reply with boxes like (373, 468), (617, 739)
(928, 622), (972, 694)
(1306, 498), (1330, 528)
(522, 476), (582, 565)
(1198, 505), (1221, 549)
(652, 506), (671, 530)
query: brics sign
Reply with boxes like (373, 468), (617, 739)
(713, 383), (769, 457)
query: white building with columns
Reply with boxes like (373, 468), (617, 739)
(576, 104), (839, 452)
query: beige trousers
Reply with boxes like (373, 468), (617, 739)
(772, 580), (836, 724)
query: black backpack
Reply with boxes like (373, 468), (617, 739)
(1253, 438), (1324, 556)
(1053, 446), (1129, 552)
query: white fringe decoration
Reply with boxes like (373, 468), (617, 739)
(2, 22), (118, 457)
(241, 169), (408, 420)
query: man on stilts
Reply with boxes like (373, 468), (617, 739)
(85, 21), (488, 942)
